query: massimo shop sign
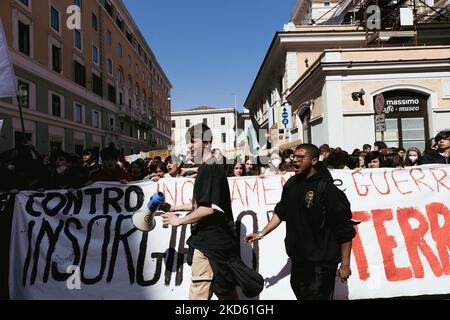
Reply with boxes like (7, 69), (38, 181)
(382, 90), (428, 117)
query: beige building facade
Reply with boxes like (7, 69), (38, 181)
(245, 0), (450, 152)
(0, 0), (172, 158)
(171, 106), (238, 158)
(288, 46), (450, 151)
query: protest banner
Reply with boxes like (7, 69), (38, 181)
(0, 19), (17, 98)
(8, 165), (450, 299)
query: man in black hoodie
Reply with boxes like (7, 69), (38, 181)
(422, 131), (450, 165)
(245, 143), (356, 300)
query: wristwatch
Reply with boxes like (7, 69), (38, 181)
(258, 232), (264, 240)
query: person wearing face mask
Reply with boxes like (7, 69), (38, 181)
(263, 152), (284, 176)
(404, 148), (422, 167)
(281, 149), (295, 171)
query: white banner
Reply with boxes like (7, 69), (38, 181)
(0, 19), (17, 98)
(9, 165), (450, 300)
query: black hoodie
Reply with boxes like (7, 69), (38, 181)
(422, 150), (449, 165)
(274, 162), (356, 264)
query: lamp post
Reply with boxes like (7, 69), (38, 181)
(17, 83), (28, 136)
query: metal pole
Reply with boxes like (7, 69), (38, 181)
(413, 0), (418, 46)
(17, 93), (25, 135)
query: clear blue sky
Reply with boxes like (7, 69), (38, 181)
(122, 0), (297, 111)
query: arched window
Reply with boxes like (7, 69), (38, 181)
(135, 83), (140, 96)
(127, 76), (133, 90)
(117, 66), (124, 82)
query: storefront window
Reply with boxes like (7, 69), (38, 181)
(374, 90), (428, 151)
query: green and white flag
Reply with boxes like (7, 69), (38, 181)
(246, 123), (260, 156)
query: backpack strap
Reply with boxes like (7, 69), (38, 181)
(317, 177), (332, 194)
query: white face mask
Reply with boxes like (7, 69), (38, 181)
(409, 156), (418, 163)
(271, 159), (281, 169)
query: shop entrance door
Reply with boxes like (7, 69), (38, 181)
(374, 90), (429, 151)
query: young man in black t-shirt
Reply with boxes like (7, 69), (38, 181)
(163, 123), (263, 300)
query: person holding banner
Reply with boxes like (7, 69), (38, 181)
(163, 123), (264, 300)
(244, 144), (357, 300)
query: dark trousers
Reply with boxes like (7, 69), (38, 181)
(290, 261), (338, 300)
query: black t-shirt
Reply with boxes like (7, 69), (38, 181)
(186, 158), (237, 251)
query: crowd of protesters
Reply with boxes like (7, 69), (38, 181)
(0, 130), (448, 192)
(227, 130), (449, 177)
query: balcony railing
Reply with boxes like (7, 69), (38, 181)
(130, 108), (141, 120)
(118, 106), (132, 119)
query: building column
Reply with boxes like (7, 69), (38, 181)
(285, 51), (298, 92)
(322, 80), (345, 147)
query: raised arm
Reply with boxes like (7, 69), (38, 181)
(162, 206), (214, 227)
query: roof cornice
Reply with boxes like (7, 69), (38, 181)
(244, 30), (373, 109)
(288, 57), (450, 102)
(172, 108), (238, 116)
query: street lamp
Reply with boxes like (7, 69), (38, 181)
(17, 83), (28, 135)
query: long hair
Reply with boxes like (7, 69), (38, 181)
(404, 147), (422, 166)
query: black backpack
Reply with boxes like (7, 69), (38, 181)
(316, 177), (360, 229)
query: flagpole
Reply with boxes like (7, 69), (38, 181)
(17, 84), (26, 135)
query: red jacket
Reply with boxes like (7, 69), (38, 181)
(93, 166), (133, 182)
